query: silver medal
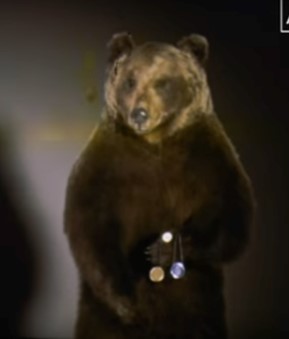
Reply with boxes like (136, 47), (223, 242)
(170, 261), (186, 279)
(170, 233), (186, 279)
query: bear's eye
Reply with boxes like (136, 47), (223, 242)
(123, 77), (136, 92)
(154, 78), (172, 93)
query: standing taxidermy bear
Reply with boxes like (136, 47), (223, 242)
(64, 32), (255, 338)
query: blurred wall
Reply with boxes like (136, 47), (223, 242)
(0, 1), (288, 338)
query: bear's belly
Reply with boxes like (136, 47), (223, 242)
(115, 163), (212, 251)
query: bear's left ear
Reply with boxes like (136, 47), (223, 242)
(177, 34), (209, 65)
(107, 32), (135, 64)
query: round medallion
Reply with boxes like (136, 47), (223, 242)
(161, 231), (173, 243)
(149, 266), (165, 282)
(170, 262), (186, 279)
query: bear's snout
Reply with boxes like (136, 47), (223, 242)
(130, 107), (149, 128)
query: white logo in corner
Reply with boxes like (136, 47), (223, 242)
(281, 0), (289, 32)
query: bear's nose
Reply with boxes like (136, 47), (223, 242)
(131, 108), (149, 125)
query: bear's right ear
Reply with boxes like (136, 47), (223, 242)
(107, 32), (135, 64)
(177, 34), (209, 65)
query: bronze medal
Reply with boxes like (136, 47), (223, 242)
(149, 266), (165, 282)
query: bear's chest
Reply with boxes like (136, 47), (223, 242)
(113, 140), (216, 247)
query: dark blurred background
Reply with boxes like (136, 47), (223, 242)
(0, 1), (288, 338)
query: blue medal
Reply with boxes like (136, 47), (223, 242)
(170, 233), (186, 279)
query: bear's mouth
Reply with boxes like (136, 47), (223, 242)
(132, 121), (149, 134)
(127, 113), (167, 136)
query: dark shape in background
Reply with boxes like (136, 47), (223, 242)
(0, 123), (36, 336)
(0, 0), (288, 338)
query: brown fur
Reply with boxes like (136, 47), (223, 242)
(64, 33), (255, 338)
(105, 40), (213, 143)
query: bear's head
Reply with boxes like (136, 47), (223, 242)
(105, 32), (213, 142)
